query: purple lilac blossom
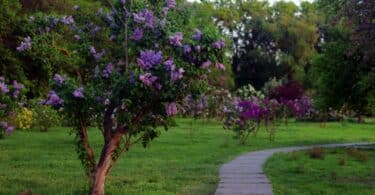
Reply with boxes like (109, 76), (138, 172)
(60, 16), (75, 25)
(54, 74), (66, 84)
(137, 50), (163, 70)
(139, 73), (158, 87)
(183, 45), (192, 54)
(171, 68), (185, 82)
(0, 82), (9, 94)
(166, 0), (176, 9)
(120, 0), (126, 4)
(43, 91), (64, 106)
(131, 28), (143, 41)
(212, 39), (226, 49)
(215, 63), (226, 71)
(73, 87), (84, 98)
(168, 32), (183, 47)
(89, 46), (106, 62)
(133, 9), (156, 29)
(237, 100), (266, 121)
(201, 60), (211, 68)
(164, 58), (175, 71)
(12, 80), (24, 98)
(166, 102), (178, 116)
(16, 36), (32, 52)
(5, 126), (14, 134)
(192, 29), (203, 41)
(105, 13), (114, 22)
(102, 63), (114, 78)
(73, 5), (80, 10)
(162, 7), (169, 16)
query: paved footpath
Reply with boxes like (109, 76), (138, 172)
(215, 142), (374, 195)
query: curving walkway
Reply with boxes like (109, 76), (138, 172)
(215, 142), (374, 195)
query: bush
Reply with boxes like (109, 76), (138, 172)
(346, 147), (368, 162)
(308, 147), (325, 159)
(14, 107), (33, 130)
(32, 104), (61, 132)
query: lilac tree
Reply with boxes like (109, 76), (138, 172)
(223, 98), (269, 144)
(0, 77), (24, 138)
(21, 0), (225, 194)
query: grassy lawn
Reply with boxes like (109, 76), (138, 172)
(264, 147), (375, 195)
(0, 118), (374, 194)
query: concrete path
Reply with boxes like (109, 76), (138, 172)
(215, 142), (374, 195)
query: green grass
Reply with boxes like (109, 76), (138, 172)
(0, 118), (374, 194)
(264, 147), (375, 195)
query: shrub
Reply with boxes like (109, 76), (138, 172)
(32, 104), (61, 132)
(14, 107), (33, 130)
(346, 147), (368, 162)
(308, 147), (325, 159)
(0, 78), (25, 138)
(236, 84), (264, 100)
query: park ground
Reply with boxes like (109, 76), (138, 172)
(0, 118), (374, 194)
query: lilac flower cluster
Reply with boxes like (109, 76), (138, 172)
(285, 96), (313, 118)
(201, 60), (211, 69)
(192, 29), (203, 41)
(212, 39), (225, 49)
(16, 36), (32, 52)
(133, 9), (157, 29)
(237, 100), (267, 121)
(60, 16), (75, 25)
(12, 81), (24, 98)
(0, 78), (24, 98)
(89, 46), (106, 62)
(0, 80), (9, 94)
(102, 63), (114, 78)
(54, 74), (67, 85)
(137, 50), (163, 70)
(73, 87), (84, 98)
(162, 58), (184, 82)
(0, 122), (14, 135)
(166, 102), (178, 116)
(42, 91), (64, 106)
(139, 73), (160, 89)
(131, 27), (143, 41)
(169, 32), (183, 47)
(215, 63), (226, 71)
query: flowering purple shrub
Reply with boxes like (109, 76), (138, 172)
(223, 97), (276, 143)
(24, 1), (226, 194)
(0, 77), (24, 138)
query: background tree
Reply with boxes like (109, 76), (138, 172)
(205, 0), (319, 89)
(310, 0), (375, 120)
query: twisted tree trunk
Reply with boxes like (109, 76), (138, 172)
(90, 134), (122, 195)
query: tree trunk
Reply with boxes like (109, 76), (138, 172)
(90, 135), (122, 195)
